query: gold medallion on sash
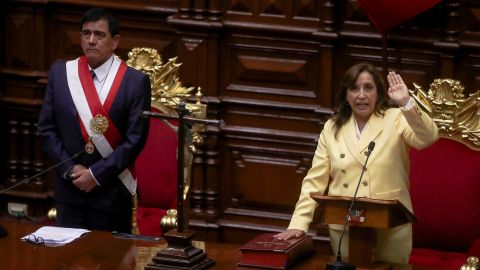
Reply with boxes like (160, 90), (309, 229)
(85, 137), (95, 154)
(85, 114), (109, 154)
(90, 114), (109, 134)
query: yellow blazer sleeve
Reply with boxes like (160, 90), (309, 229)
(399, 100), (439, 149)
(288, 120), (332, 232)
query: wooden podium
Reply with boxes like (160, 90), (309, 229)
(310, 193), (416, 268)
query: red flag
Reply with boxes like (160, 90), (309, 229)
(357, 0), (442, 32)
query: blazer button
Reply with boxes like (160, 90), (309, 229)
(340, 153), (345, 158)
(362, 181), (368, 186)
(343, 183), (348, 188)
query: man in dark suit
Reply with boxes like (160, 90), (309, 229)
(38, 8), (151, 232)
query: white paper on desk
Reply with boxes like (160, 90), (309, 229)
(21, 226), (90, 247)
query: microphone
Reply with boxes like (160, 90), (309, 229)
(0, 149), (86, 238)
(326, 141), (375, 270)
(0, 150), (85, 195)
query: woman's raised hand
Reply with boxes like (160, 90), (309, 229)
(387, 71), (411, 107)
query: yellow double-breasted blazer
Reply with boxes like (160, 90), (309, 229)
(288, 104), (438, 263)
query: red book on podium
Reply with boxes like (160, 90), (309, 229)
(238, 233), (314, 269)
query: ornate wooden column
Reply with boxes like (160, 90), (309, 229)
(434, 0), (461, 78)
(167, 0), (224, 229)
(314, 0), (339, 107)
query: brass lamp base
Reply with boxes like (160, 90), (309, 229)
(145, 229), (214, 270)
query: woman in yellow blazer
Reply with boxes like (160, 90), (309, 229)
(275, 62), (438, 263)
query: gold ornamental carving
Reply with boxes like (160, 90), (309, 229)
(126, 47), (205, 118)
(411, 79), (480, 150)
(460, 257), (479, 270)
(160, 209), (178, 233)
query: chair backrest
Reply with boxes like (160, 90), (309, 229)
(127, 48), (206, 235)
(409, 79), (480, 252)
(135, 110), (178, 210)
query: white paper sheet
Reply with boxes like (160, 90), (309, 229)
(21, 226), (90, 247)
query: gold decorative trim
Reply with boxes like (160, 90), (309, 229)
(160, 209), (178, 233)
(126, 47), (206, 118)
(126, 46), (206, 144)
(460, 256), (479, 270)
(412, 79), (480, 151)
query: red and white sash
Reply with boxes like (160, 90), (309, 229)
(66, 56), (137, 195)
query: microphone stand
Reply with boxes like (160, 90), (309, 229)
(0, 150), (84, 238)
(326, 142), (375, 270)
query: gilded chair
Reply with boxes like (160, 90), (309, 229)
(408, 79), (480, 270)
(127, 48), (206, 236)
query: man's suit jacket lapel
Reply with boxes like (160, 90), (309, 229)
(341, 113), (384, 165)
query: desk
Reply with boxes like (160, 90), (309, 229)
(0, 220), (433, 270)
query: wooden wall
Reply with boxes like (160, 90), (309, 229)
(1, 0), (479, 252)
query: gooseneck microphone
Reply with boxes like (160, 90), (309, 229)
(0, 150), (84, 195)
(0, 149), (85, 238)
(326, 141), (375, 270)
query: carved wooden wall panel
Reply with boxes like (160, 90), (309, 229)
(225, 146), (311, 210)
(464, 1), (480, 42)
(458, 53), (480, 90)
(48, 10), (84, 65)
(5, 6), (45, 69)
(221, 37), (325, 104)
(2, 0), (480, 251)
(2, 78), (46, 186)
(177, 35), (209, 89)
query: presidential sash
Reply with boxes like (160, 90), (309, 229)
(66, 56), (137, 195)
